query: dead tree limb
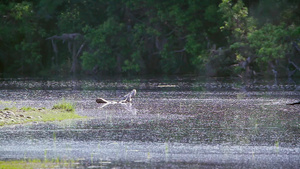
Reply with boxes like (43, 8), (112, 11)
(96, 89), (137, 104)
(292, 42), (300, 53)
(289, 59), (300, 72)
(47, 33), (85, 74)
(286, 101), (300, 105)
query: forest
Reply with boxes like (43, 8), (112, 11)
(0, 0), (299, 78)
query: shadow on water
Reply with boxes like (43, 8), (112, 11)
(0, 77), (299, 168)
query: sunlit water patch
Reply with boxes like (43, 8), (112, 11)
(1, 138), (299, 168)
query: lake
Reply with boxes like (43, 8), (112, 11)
(0, 76), (299, 168)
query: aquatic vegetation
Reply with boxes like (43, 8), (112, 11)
(0, 159), (79, 169)
(20, 107), (37, 111)
(0, 101), (85, 126)
(0, 101), (14, 105)
(52, 99), (75, 112)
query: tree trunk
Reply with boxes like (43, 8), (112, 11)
(70, 41), (78, 74)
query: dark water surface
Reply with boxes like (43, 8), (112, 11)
(0, 77), (299, 168)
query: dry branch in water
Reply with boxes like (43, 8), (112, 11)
(96, 89), (137, 104)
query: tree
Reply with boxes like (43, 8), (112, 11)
(0, 1), (47, 74)
(219, 0), (300, 80)
(0, 0), (299, 77)
(47, 33), (85, 74)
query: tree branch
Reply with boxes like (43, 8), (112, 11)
(76, 42), (86, 57)
(173, 48), (185, 53)
(289, 59), (300, 71)
(293, 42), (300, 53)
(46, 33), (82, 41)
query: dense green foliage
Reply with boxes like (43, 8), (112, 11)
(0, 0), (299, 77)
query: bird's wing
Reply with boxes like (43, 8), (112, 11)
(121, 89), (137, 102)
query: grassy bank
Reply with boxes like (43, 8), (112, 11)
(0, 100), (86, 126)
(0, 159), (79, 169)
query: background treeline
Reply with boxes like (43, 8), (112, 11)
(0, 0), (300, 78)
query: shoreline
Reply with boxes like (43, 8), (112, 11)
(0, 105), (86, 127)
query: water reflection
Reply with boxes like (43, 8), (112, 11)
(98, 103), (137, 115)
(0, 77), (299, 168)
